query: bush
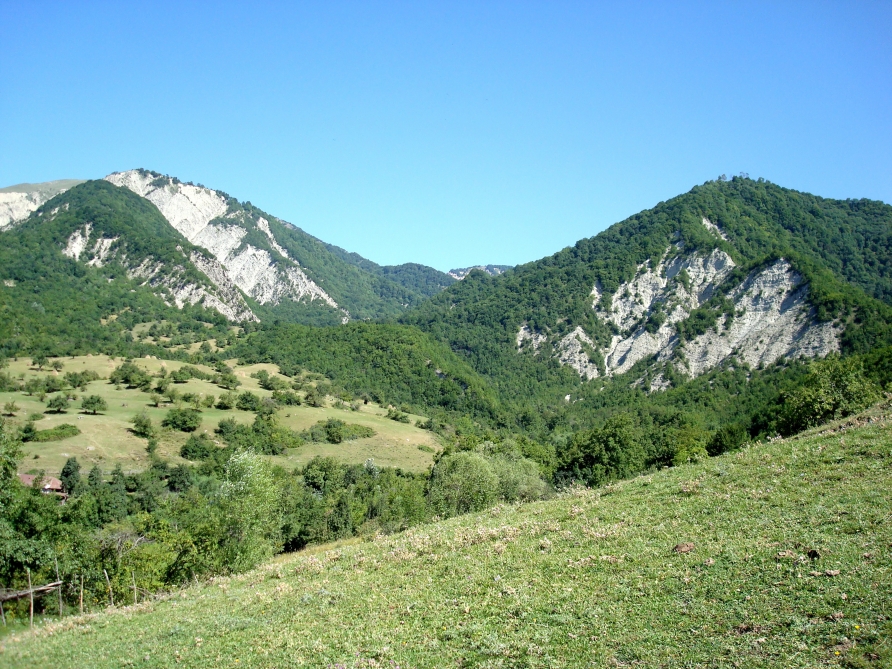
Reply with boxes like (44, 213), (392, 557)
(162, 407), (203, 432)
(130, 411), (157, 439)
(236, 391), (262, 412)
(428, 451), (498, 518)
(558, 413), (645, 487)
(180, 433), (216, 460)
(776, 357), (880, 436)
(300, 418), (375, 444)
(386, 408), (410, 423)
(109, 361), (152, 389)
(30, 423), (81, 442)
(215, 391), (236, 410)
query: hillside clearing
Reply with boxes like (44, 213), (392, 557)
(3, 356), (440, 476)
(3, 406), (890, 667)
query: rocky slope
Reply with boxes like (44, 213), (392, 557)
(406, 177), (892, 396)
(0, 179), (85, 230)
(105, 170), (343, 320)
(545, 222), (841, 387)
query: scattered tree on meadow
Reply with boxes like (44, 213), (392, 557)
(81, 395), (108, 415)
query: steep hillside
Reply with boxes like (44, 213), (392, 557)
(0, 179), (85, 230)
(0, 180), (247, 355)
(4, 405), (889, 667)
(106, 170), (449, 324)
(322, 241), (456, 299)
(405, 177), (892, 400)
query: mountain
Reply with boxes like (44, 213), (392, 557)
(404, 176), (892, 405)
(0, 179), (85, 230)
(0, 179), (245, 355)
(105, 169), (452, 324)
(448, 264), (512, 280)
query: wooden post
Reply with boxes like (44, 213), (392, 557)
(27, 567), (33, 631)
(55, 558), (63, 617)
(79, 574), (84, 615)
(104, 569), (114, 607)
(132, 571), (137, 605)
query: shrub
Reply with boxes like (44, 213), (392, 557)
(215, 391), (237, 410)
(236, 391), (262, 412)
(300, 418), (375, 444)
(428, 451), (498, 518)
(31, 423), (80, 442)
(386, 408), (410, 423)
(130, 411), (157, 439)
(162, 407), (203, 432)
(776, 357), (880, 436)
(180, 433), (216, 460)
(558, 413), (645, 487)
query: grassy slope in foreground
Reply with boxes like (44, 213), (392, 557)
(4, 408), (891, 668)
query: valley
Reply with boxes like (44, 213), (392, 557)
(4, 403), (889, 667)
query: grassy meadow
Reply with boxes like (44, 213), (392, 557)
(3, 403), (890, 667)
(2, 356), (440, 477)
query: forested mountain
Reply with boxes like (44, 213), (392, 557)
(105, 170), (453, 323)
(0, 180), (242, 355)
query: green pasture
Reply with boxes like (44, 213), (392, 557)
(3, 403), (890, 667)
(3, 356), (439, 477)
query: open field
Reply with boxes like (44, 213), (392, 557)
(2, 356), (440, 476)
(3, 404), (890, 667)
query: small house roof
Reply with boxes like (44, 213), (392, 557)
(18, 473), (64, 491)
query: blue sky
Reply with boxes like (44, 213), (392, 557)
(1, 2), (889, 272)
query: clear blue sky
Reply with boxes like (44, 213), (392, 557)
(1, 2), (889, 272)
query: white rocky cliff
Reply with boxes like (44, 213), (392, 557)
(519, 227), (841, 388)
(61, 222), (256, 322)
(0, 180), (85, 230)
(105, 170), (342, 317)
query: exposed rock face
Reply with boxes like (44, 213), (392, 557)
(0, 179), (85, 230)
(449, 265), (512, 280)
(516, 322), (547, 353)
(542, 244), (840, 387)
(556, 327), (600, 380)
(105, 170), (340, 315)
(682, 259), (839, 376)
(62, 223), (256, 322)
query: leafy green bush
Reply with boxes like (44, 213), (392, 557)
(428, 452), (499, 518)
(180, 433), (216, 461)
(236, 391), (262, 412)
(130, 411), (157, 439)
(109, 362), (152, 389)
(300, 418), (375, 444)
(558, 413), (646, 487)
(776, 357), (880, 436)
(162, 407), (202, 432)
(386, 408), (410, 423)
(30, 423), (80, 442)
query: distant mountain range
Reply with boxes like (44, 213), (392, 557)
(2, 171), (891, 406)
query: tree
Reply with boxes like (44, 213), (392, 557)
(130, 411), (157, 439)
(60, 456), (81, 494)
(559, 413), (645, 487)
(88, 465), (104, 487)
(81, 395), (108, 415)
(217, 450), (282, 572)
(777, 357), (880, 436)
(428, 451), (498, 518)
(32, 354), (48, 370)
(51, 360), (64, 372)
(236, 391), (262, 412)
(162, 407), (202, 432)
(2, 402), (18, 416)
(46, 394), (70, 413)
